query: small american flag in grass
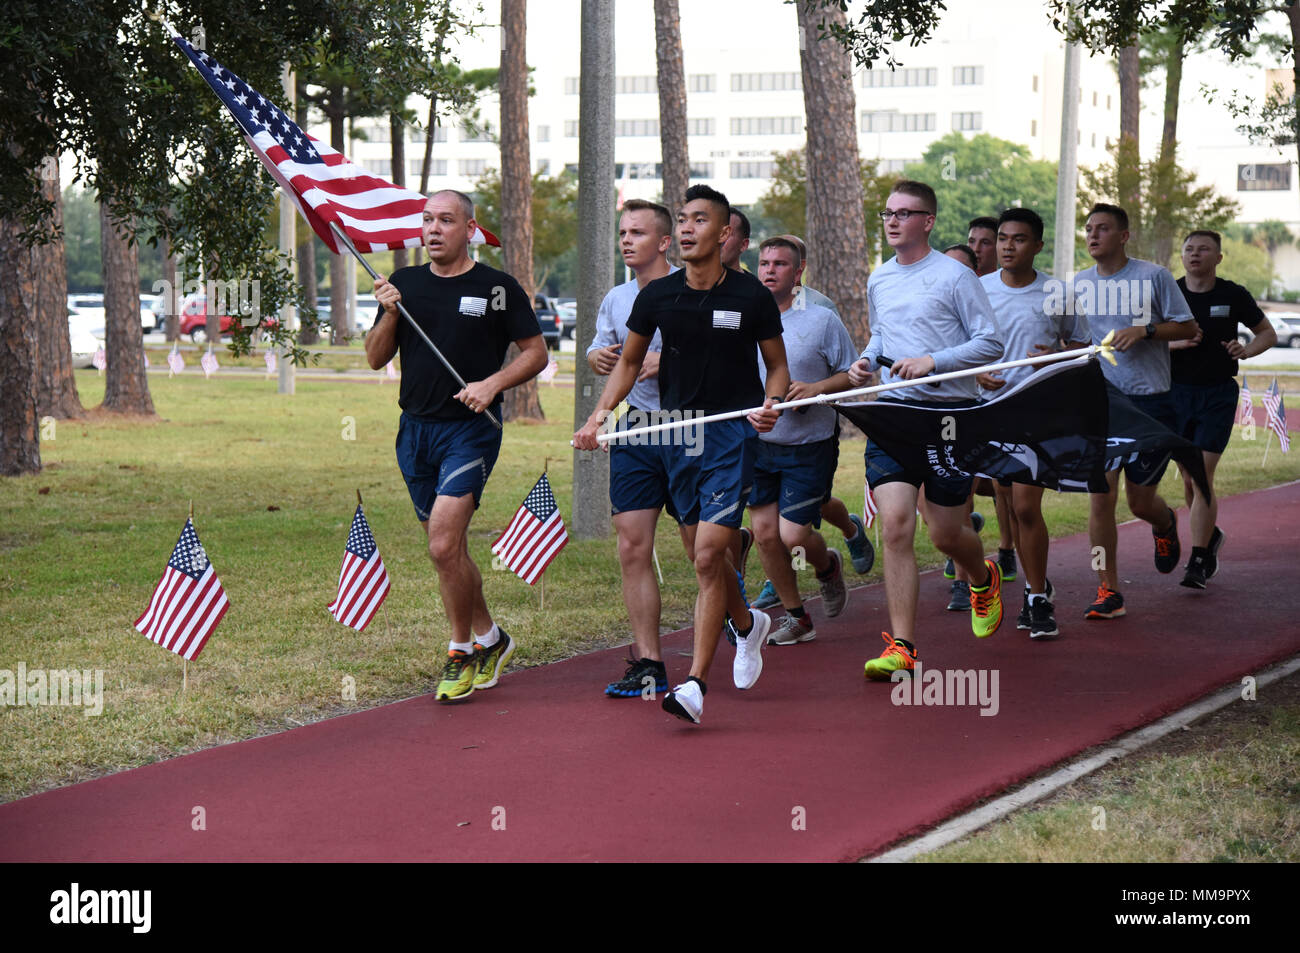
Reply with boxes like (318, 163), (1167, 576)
(1239, 376), (1253, 425)
(328, 505), (391, 631)
(1263, 378), (1289, 453)
(491, 473), (568, 585)
(135, 518), (228, 660)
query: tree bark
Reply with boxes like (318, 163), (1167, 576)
(36, 175), (83, 419)
(391, 113), (409, 273)
(99, 205), (155, 415)
(0, 213), (41, 475)
(795, 1), (871, 348)
(1118, 43), (1142, 255)
(654, 0), (688, 265)
(296, 81), (320, 346)
(328, 85), (349, 346)
(1151, 32), (1185, 268)
(499, 0), (544, 422)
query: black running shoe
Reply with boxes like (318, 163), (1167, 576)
(1153, 507), (1181, 574)
(997, 547), (1018, 582)
(605, 656), (668, 698)
(947, 580), (971, 611)
(1206, 526), (1224, 578)
(1028, 597), (1059, 640)
(1180, 555), (1208, 590)
(1017, 587), (1031, 629)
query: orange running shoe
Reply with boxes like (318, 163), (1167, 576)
(969, 557), (1003, 638)
(864, 631), (918, 681)
(1085, 585), (1126, 619)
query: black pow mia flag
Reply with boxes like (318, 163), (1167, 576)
(833, 356), (1210, 499)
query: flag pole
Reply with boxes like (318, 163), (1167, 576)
(1262, 429), (1273, 467)
(327, 221), (501, 429)
(588, 336), (1117, 446)
(652, 545), (664, 585)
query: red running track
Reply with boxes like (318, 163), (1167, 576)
(3, 482), (1298, 862)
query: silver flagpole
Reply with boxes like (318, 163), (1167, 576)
(587, 332), (1118, 446)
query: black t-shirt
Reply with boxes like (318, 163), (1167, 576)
(385, 262), (541, 420)
(1173, 277), (1267, 385)
(625, 268), (783, 412)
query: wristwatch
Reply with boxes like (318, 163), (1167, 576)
(1144, 322), (1157, 339)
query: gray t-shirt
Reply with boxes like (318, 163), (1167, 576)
(861, 248), (1003, 402)
(979, 269), (1085, 397)
(586, 270), (677, 412)
(1072, 257), (1194, 396)
(795, 285), (840, 320)
(758, 302), (857, 444)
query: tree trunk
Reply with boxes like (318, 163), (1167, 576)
(420, 12), (454, 195)
(795, 1), (871, 348)
(654, 0), (688, 265)
(1151, 33), (1185, 268)
(391, 113), (409, 273)
(499, 0), (544, 422)
(328, 87), (349, 346)
(295, 81), (320, 347)
(36, 175), (83, 419)
(1117, 43), (1142, 255)
(0, 213), (41, 475)
(99, 205), (155, 415)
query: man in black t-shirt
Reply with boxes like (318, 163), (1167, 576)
(575, 184), (789, 726)
(368, 189), (547, 704)
(1170, 229), (1276, 588)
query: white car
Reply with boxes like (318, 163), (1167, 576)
(67, 293), (152, 333)
(67, 308), (106, 368)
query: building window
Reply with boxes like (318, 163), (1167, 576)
(688, 73), (716, 93)
(731, 72), (801, 92)
(952, 112), (982, 131)
(730, 116), (802, 135)
(1091, 132), (1096, 147)
(410, 158), (447, 178)
(458, 158), (487, 176)
(362, 160), (392, 175)
(408, 125), (447, 144)
(615, 119), (660, 137)
(953, 66), (984, 85)
(617, 75), (657, 94)
(564, 120), (579, 138)
(1238, 163), (1293, 191)
(687, 118), (715, 136)
(460, 122), (495, 143)
(1107, 95), (1112, 110)
(1031, 119), (1038, 137)
(730, 161), (775, 179)
(564, 76), (580, 94)
(536, 125), (550, 143)
(363, 123), (390, 144)
(536, 158), (550, 175)
(615, 162), (661, 180)
(1032, 74), (1039, 92)
(861, 111), (936, 133)
(689, 162), (714, 178)
(862, 67), (937, 88)
(878, 158), (914, 174)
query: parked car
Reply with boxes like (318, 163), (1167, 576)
(178, 293), (276, 343)
(534, 295), (562, 350)
(67, 307), (105, 368)
(67, 293), (152, 334)
(1238, 312), (1300, 348)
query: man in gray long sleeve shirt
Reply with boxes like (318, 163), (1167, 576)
(846, 180), (1006, 680)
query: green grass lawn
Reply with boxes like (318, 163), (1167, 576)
(2, 370), (1298, 814)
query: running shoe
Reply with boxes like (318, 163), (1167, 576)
(1084, 585), (1126, 619)
(969, 557), (1003, 638)
(943, 558), (956, 580)
(818, 549), (848, 618)
(436, 649), (477, 703)
(752, 579), (780, 609)
(971, 511), (985, 534)
(737, 526), (754, 578)
(662, 679), (704, 724)
(864, 632), (918, 681)
(1180, 554), (1208, 591)
(1028, 597), (1059, 640)
(1206, 526), (1224, 578)
(605, 655), (668, 697)
(845, 514), (876, 573)
(1018, 579), (1053, 629)
(732, 608), (770, 690)
(472, 628), (515, 690)
(1153, 507), (1181, 574)
(997, 547), (1018, 582)
(768, 613), (816, 645)
(947, 580), (971, 611)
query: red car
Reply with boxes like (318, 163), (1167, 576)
(179, 295), (276, 343)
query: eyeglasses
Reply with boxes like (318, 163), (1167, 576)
(878, 209), (929, 222)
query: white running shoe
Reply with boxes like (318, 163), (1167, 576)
(733, 608), (770, 690)
(662, 680), (704, 724)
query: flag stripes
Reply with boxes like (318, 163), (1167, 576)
(134, 518), (228, 661)
(491, 474), (569, 585)
(328, 505), (391, 631)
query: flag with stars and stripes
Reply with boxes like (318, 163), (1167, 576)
(491, 473), (568, 585)
(1263, 378), (1290, 453)
(1239, 375), (1254, 425)
(863, 481), (878, 529)
(166, 33), (497, 254)
(134, 518), (229, 660)
(328, 505), (392, 631)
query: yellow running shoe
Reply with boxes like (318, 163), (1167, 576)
(864, 632), (918, 681)
(436, 649), (477, 703)
(472, 628), (515, 690)
(970, 557), (1003, 638)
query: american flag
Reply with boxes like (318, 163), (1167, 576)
(1239, 376), (1254, 425)
(135, 518), (229, 660)
(491, 473), (568, 585)
(169, 33), (500, 254)
(328, 505), (392, 631)
(863, 481), (879, 528)
(1263, 377), (1290, 453)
